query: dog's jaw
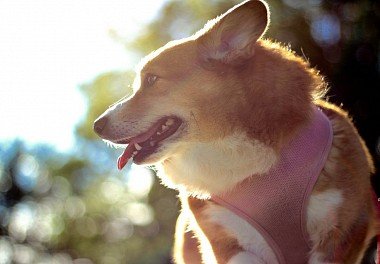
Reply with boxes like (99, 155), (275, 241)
(115, 116), (183, 169)
(156, 131), (278, 197)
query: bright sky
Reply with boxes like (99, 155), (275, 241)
(0, 0), (166, 152)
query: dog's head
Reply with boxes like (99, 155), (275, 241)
(94, 0), (270, 166)
(94, 0), (322, 195)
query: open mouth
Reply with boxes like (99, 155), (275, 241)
(116, 116), (182, 170)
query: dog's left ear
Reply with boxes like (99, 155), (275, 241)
(197, 0), (269, 65)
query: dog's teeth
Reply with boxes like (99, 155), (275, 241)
(157, 131), (161, 135)
(162, 125), (168, 131)
(132, 151), (138, 155)
(166, 119), (174, 126)
(134, 143), (142, 150)
(150, 141), (155, 147)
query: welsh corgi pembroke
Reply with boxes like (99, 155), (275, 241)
(94, 0), (378, 263)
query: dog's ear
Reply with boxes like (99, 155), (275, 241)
(197, 0), (269, 65)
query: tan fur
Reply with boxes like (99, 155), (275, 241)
(308, 101), (378, 263)
(94, 0), (378, 263)
(186, 197), (245, 264)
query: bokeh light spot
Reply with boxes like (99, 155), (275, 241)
(51, 253), (73, 264)
(65, 196), (86, 219)
(16, 154), (39, 192)
(8, 202), (36, 242)
(101, 180), (124, 204)
(125, 202), (154, 226)
(0, 237), (13, 264)
(13, 244), (36, 264)
(51, 176), (72, 199)
(33, 169), (52, 195)
(126, 164), (154, 198)
(311, 13), (341, 46)
(103, 218), (133, 243)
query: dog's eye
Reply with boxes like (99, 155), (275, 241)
(145, 74), (158, 87)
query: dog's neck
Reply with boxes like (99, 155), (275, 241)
(157, 130), (279, 198)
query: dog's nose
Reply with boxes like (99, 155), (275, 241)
(94, 115), (108, 135)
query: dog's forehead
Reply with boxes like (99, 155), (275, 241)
(138, 39), (199, 77)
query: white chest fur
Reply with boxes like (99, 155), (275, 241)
(157, 132), (278, 196)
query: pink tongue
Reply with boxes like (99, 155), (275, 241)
(117, 143), (135, 170)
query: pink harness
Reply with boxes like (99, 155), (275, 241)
(212, 107), (333, 264)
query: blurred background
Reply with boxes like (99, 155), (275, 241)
(0, 0), (379, 263)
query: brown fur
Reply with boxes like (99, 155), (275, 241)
(310, 101), (377, 263)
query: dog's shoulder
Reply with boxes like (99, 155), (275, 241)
(315, 99), (374, 174)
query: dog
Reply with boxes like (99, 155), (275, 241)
(94, 0), (379, 263)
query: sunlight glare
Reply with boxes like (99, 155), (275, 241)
(8, 203), (35, 242)
(0, 0), (166, 152)
(126, 164), (154, 198)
